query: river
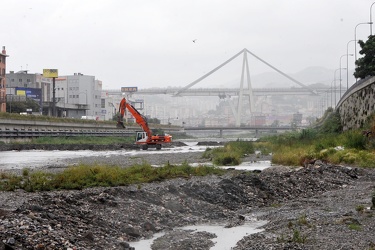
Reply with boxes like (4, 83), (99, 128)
(0, 141), (271, 171)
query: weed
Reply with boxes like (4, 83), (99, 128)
(270, 203), (281, 208)
(297, 214), (309, 226)
(292, 229), (307, 243)
(22, 168), (30, 177)
(348, 223), (361, 231)
(356, 205), (365, 213)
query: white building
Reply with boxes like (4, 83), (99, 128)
(52, 73), (102, 119)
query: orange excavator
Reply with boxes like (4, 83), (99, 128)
(117, 97), (172, 150)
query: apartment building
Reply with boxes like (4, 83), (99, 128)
(54, 73), (102, 119)
(0, 46), (9, 112)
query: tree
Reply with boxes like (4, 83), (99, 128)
(354, 35), (375, 79)
(6, 98), (40, 113)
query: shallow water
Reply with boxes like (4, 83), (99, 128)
(0, 142), (272, 171)
(131, 220), (267, 249)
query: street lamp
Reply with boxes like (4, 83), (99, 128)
(330, 80), (334, 108)
(340, 54), (353, 98)
(334, 68), (346, 107)
(371, 2), (375, 35)
(346, 40), (355, 89)
(354, 22), (372, 64)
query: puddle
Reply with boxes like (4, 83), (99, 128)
(221, 160), (272, 171)
(131, 220), (267, 249)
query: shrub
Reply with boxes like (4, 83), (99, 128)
(344, 131), (366, 150)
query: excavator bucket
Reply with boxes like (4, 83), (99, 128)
(116, 115), (125, 128)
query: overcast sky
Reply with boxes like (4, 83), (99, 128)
(2, 0), (374, 89)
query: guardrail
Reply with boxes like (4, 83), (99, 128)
(0, 128), (135, 139)
(0, 119), (181, 141)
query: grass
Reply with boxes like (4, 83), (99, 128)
(0, 162), (225, 192)
(202, 140), (255, 166)
(255, 111), (375, 167)
(348, 223), (362, 231)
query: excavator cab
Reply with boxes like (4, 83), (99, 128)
(136, 131), (148, 142)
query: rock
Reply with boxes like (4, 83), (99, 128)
(123, 226), (141, 238)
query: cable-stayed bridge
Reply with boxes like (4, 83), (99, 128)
(106, 48), (332, 127)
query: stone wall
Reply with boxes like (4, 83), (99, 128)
(337, 76), (375, 131)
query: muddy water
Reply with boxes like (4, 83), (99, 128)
(131, 220), (267, 249)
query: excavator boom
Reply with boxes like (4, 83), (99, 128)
(117, 98), (172, 149)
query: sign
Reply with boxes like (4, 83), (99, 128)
(43, 69), (58, 78)
(121, 87), (138, 92)
(15, 87), (43, 112)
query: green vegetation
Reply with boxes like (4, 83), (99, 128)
(6, 98), (41, 114)
(355, 35), (375, 79)
(202, 140), (255, 166)
(257, 110), (375, 167)
(356, 205), (366, 213)
(277, 214), (310, 244)
(348, 223), (362, 231)
(0, 163), (225, 192)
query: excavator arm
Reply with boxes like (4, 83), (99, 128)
(117, 98), (153, 139)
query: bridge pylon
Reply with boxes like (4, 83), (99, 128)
(174, 48), (317, 127)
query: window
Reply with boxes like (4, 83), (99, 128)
(11, 79), (14, 82)
(27, 79), (31, 82)
(19, 79), (22, 82)
(101, 99), (105, 108)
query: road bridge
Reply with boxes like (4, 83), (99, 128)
(104, 87), (331, 97)
(183, 125), (298, 137)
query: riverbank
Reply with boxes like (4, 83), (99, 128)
(1, 144), (374, 249)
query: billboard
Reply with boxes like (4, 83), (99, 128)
(43, 69), (58, 78)
(121, 87), (138, 92)
(15, 87), (43, 112)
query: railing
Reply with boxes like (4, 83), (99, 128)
(0, 127), (135, 139)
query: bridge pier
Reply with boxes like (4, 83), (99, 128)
(219, 129), (223, 138)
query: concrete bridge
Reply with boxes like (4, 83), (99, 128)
(183, 125), (298, 137)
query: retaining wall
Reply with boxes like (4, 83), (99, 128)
(337, 76), (375, 131)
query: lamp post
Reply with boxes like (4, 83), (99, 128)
(330, 80), (334, 108)
(340, 54), (353, 98)
(354, 22), (372, 64)
(371, 2), (375, 35)
(334, 68), (346, 107)
(346, 40), (355, 89)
